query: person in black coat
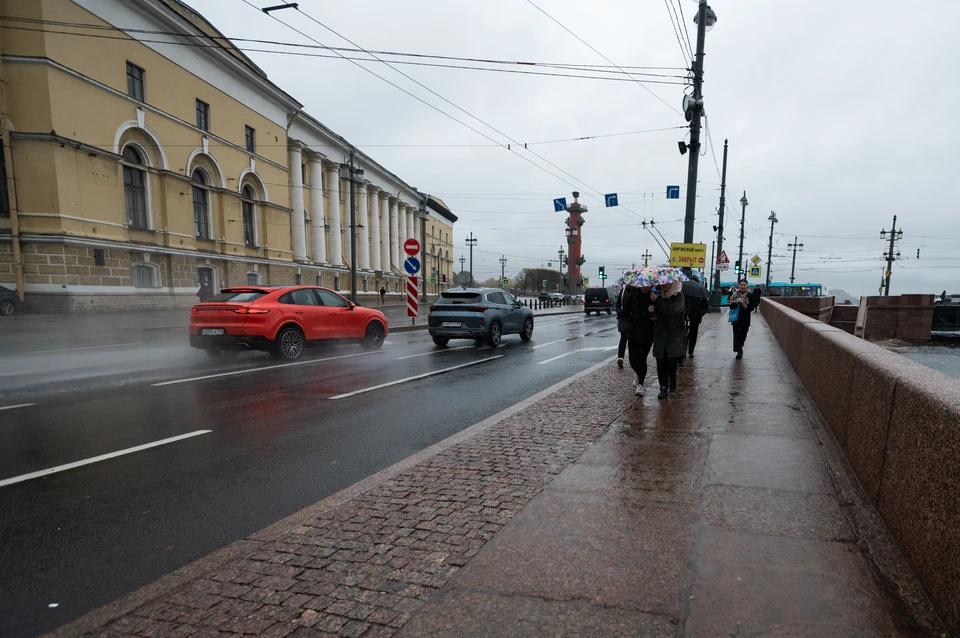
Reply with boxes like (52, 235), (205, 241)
(622, 285), (655, 396)
(615, 286), (631, 369)
(650, 282), (687, 399)
(730, 279), (753, 359)
(684, 291), (710, 358)
(751, 285), (762, 313)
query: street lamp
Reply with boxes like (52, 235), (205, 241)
(737, 191), (748, 278)
(765, 211), (778, 286)
(339, 157), (363, 303)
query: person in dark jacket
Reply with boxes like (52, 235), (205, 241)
(751, 285), (762, 313)
(730, 279), (753, 359)
(684, 291), (710, 358)
(615, 286), (631, 368)
(622, 285), (654, 396)
(650, 282), (687, 399)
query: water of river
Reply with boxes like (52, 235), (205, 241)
(893, 340), (960, 380)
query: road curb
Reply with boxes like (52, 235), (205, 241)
(44, 354), (615, 638)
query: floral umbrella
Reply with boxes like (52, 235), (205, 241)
(615, 266), (688, 288)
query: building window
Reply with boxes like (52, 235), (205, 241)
(122, 146), (148, 229)
(131, 263), (158, 288)
(316, 274), (323, 286)
(241, 185), (256, 246)
(334, 275), (340, 291)
(245, 125), (256, 153)
(126, 62), (145, 101)
(196, 99), (210, 132)
(0, 139), (9, 216)
(247, 271), (261, 285)
(192, 170), (210, 239)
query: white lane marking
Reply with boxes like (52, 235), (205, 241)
(538, 346), (618, 365)
(0, 430), (212, 488)
(0, 403), (35, 412)
(152, 351), (385, 386)
(24, 343), (142, 354)
(395, 345), (476, 360)
(329, 356), (505, 400)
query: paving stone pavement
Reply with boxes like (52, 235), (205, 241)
(48, 313), (948, 638)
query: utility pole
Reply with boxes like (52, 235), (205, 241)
(737, 191), (748, 279)
(339, 149), (362, 303)
(465, 232), (477, 287)
(419, 198), (428, 302)
(765, 211), (777, 286)
(711, 139), (728, 303)
(499, 255), (507, 288)
(683, 1), (716, 244)
(642, 250), (652, 267)
(709, 240), (715, 292)
(788, 236), (804, 283)
(880, 215), (903, 296)
(459, 255), (466, 285)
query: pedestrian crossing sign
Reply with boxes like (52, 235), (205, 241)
(501, 278), (509, 286)
(749, 265), (762, 279)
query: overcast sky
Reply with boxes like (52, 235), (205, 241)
(185, 0), (960, 297)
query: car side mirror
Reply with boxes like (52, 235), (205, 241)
(348, 302), (356, 310)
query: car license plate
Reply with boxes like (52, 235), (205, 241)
(201, 328), (224, 336)
(442, 322), (460, 327)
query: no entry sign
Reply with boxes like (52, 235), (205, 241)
(404, 238), (420, 256)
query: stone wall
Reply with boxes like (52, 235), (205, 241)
(761, 298), (960, 634)
(856, 295), (934, 340)
(829, 304), (859, 335)
(773, 295), (835, 323)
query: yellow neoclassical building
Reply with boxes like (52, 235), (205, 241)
(0, 0), (456, 312)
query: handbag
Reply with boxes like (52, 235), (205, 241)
(728, 305), (740, 322)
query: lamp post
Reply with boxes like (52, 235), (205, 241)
(737, 191), (748, 279)
(418, 198), (428, 302)
(765, 211), (777, 286)
(681, 0), (718, 245)
(338, 152), (363, 303)
(880, 216), (903, 296)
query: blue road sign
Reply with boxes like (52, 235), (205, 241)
(553, 197), (567, 212)
(403, 256), (421, 275)
(666, 185), (680, 199)
(604, 193), (618, 207)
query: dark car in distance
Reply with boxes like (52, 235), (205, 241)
(584, 287), (618, 316)
(428, 288), (534, 346)
(1, 285), (23, 315)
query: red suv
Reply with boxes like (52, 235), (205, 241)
(189, 286), (387, 360)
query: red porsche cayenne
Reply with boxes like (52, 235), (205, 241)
(189, 286), (388, 360)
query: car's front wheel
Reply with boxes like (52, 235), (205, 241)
(520, 318), (533, 341)
(432, 335), (450, 347)
(487, 320), (502, 347)
(0, 300), (14, 316)
(362, 321), (385, 350)
(272, 326), (304, 360)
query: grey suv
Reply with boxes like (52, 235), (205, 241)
(428, 288), (534, 346)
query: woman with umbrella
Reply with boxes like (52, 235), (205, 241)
(624, 267), (687, 399)
(730, 278), (753, 359)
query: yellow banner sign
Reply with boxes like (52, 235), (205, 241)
(669, 243), (707, 268)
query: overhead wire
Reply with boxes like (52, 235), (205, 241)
(663, 0), (691, 69)
(674, 0), (696, 61)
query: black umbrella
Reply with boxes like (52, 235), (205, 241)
(681, 279), (710, 301)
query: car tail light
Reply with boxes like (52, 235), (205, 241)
(234, 308), (270, 315)
(460, 305), (489, 312)
(191, 307), (198, 314)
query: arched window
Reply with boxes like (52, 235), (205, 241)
(241, 185), (256, 247)
(122, 146), (148, 229)
(192, 169), (210, 239)
(246, 271), (261, 285)
(131, 263), (159, 288)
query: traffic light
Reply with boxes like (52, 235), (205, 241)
(598, 266), (606, 281)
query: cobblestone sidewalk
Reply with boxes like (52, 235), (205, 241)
(49, 360), (633, 638)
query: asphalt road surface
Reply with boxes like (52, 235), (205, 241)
(0, 312), (619, 636)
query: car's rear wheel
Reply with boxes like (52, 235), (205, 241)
(520, 318), (534, 341)
(584, 311), (591, 317)
(487, 321), (502, 347)
(362, 321), (385, 350)
(0, 300), (14, 316)
(432, 335), (450, 347)
(272, 326), (304, 360)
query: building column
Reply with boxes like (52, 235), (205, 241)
(406, 206), (415, 245)
(325, 162), (342, 267)
(357, 182), (370, 270)
(369, 186), (381, 272)
(390, 198), (400, 272)
(341, 173), (351, 267)
(412, 207), (420, 246)
(308, 155), (326, 264)
(380, 195), (390, 272)
(288, 144), (308, 263)
(397, 201), (407, 265)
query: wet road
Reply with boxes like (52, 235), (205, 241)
(0, 313), (618, 636)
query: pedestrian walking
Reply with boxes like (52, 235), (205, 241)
(682, 280), (710, 359)
(940, 290), (948, 304)
(729, 279), (754, 359)
(380, 286), (387, 305)
(196, 281), (212, 302)
(751, 285), (762, 313)
(623, 285), (655, 395)
(650, 281), (687, 399)
(615, 286), (632, 368)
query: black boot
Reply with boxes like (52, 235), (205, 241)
(669, 381), (677, 393)
(736, 349), (744, 359)
(657, 387), (669, 400)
